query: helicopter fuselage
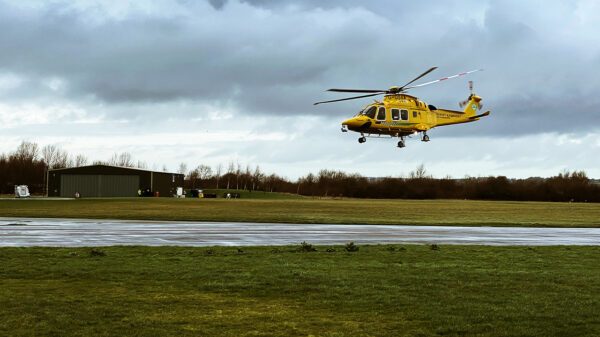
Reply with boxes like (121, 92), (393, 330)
(341, 94), (488, 138)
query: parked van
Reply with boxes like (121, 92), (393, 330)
(14, 185), (31, 198)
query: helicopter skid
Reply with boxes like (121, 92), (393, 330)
(356, 131), (413, 138)
(350, 130), (430, 148)
(362, 133), (395, 138)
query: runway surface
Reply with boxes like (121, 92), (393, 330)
(1, 217), (600, 247)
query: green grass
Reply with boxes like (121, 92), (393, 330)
(1, 197), (600, 227)
(1, 245), (599, 336)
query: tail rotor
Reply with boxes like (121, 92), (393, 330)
(459, 81), (473, 108)
(459, 81), (481, 110)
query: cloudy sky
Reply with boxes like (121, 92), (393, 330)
(1, 0), (599, 179)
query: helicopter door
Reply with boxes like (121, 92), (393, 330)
(376, 107), (386, 121)
(400, 109), (408, 121)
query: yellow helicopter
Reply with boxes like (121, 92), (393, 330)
(314, 67), (490, 147)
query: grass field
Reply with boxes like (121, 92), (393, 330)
(1, 193), (600, 227)
(1, 244), (599, 336)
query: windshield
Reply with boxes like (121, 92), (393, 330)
(361, 106), (377, 119)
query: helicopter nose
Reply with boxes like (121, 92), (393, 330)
(342, 117), (370, 130)
(342, 118), (359, 128)
(342, 118), (353, 126)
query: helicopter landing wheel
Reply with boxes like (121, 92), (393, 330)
(397, 140), (405, 148)
(422, 134), (430, 142)
(358, 137), (366, 143)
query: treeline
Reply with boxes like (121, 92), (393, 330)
(183, 162), (294, 194)
(0, 141), (152, 194)
(291, 168), (599, 202)
(184, 164), (600, 203)
(1, 141), (599, 202)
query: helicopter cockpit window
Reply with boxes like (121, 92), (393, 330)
(391, 109), (400, 121)
(376, 107), (386, 121)
(400, 109), (408, 121)
(363, 106), (377, 119)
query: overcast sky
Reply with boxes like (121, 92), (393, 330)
(1, 0), (599, 179)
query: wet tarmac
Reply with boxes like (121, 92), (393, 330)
(1, 217), (600, 247)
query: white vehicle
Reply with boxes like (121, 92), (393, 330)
(14, 185), (31, 198)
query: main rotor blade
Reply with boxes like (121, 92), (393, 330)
(405, 69), (483, 90)
(314, 93), (382, 105)
(398, 66), (438, 90)
(327, 89), (386, 93)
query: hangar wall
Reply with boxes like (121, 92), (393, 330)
(60, 174), (140, 198)
(48, 165), (184, 198)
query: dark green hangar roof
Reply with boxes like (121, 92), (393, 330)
(48, 164), (182, 176)
(47, 165), (184, 198)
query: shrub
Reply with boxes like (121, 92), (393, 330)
(205, 249), (215, 256)
(430, 244), (440, 251)
(299, 241), (317, 252)
(345, 242), (359, 252)
(89, 249), (106, 257)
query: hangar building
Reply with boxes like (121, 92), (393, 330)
(47, 165), (184, 198)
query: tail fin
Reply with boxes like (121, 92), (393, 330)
(463, 94), (482, 117)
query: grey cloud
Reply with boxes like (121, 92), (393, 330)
(208, 0), (227, 10)
(0, 0), (599, 136)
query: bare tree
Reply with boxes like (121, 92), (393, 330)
(41, 144), (58, 168)
(54, 149), (72, 169)
(107, 152), (134, 167)
(118, 152), (134, 167)
(74, 154), (88, 167)
(226, 161), (235, 189)
(196, 165), (212, 181)
(215, 163), (222, 189)
(244, 164), (251, 190)
(252, 165), (263, 191)
(41, 144), (73, 169)
(236, 162), (242, 189)
(13, 141), (39, 162)
(266, 173), (277, 192)
(136, 160), (148, 169)
(108, 153), (118, 166)
(187, 165), (211, 188)
(162, 164), (168, 172)
(187, 168), (200, 188)
(178, 162), (188, 176)
(409, 164), (428, 179)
